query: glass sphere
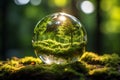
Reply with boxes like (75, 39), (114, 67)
(32, 12), (87, 64)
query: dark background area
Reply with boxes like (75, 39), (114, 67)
(0, 0), (120, 60)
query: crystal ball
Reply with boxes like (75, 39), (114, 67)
(32, 12), (87, 64)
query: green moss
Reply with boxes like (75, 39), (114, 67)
(0, 52), (120, 80)
(79, 52), (120, 80)
(33, 39), (85, 58)
(88, 67), (120, 80)
(19, 56), (41, 65)
(80, 52), (101, 64)
(101, 53), (120, 67)
(80, 52), (120, 67)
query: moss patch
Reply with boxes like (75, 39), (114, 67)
(33, 39), (86, 58)
(0, 52), (120, 80)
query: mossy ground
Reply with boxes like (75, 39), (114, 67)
(0, 52), (120, 80)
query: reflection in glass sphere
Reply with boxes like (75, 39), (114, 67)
(32, 12), (87, 64)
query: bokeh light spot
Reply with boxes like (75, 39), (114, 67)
(30, 0), (42, 6)
(14, 0), (30, 5)
(54, 0), (67, 7)
(81, 1), (94, 14)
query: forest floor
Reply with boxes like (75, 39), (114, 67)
(0, 52), (120, 80)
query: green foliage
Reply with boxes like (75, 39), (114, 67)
(0, 52), (120, 80)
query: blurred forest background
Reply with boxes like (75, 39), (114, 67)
(0, 0), (120, 60)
